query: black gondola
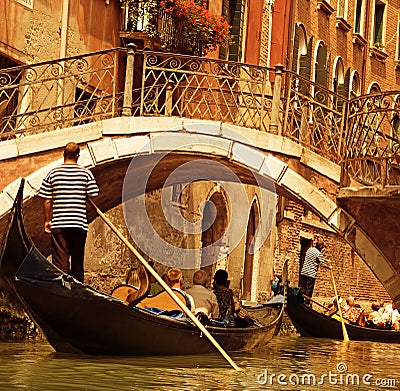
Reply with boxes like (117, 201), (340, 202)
(286, 287), (400, 343)
(0, 179), (283, 356)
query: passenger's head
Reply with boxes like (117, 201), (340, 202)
(166, 268), (183, 287)
(315, 240), (325, 251)
(214, 269), (229, 287)
(371, 302), (380, 311)
(193, 269), (208, 287)
(346, 296), (355, 307)
(64, 142), (80, 160)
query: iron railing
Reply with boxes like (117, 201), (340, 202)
(0, 49), (121, 140)
(282, 71), (348, 165)
(1, 45), (400, 187)
(343, 92), (400, 186)
(131, 51), (277, 132)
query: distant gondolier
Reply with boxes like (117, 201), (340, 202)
(299, 239), (331, 305)
(39, 142), (99, 282)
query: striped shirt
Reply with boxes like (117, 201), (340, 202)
(300, 246), (326, 278)
(39, 164), (99, 230)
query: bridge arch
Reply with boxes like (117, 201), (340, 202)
(0, 117), (398, 302)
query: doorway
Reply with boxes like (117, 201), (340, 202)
(242, 200), (259, 301)
(299, 237), (313, 281)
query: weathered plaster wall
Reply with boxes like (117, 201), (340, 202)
(0, 0), (120, 64)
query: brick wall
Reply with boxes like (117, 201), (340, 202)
(293, 0), (400, 92)
(275, 199), (390, 303)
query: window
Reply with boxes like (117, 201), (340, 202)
(349, 70), (361, 99)
(337, 0), (347, 19)
(221, 0), (245, 62)
(314, 42), (329, 88)
(332, 57), (344, 94)
(365, 83), (381, 154)
(332, 57), (346, 110)
(354, 0), (365, 35)
(372, 0), (386, 48)
(0, 55), (20, 139)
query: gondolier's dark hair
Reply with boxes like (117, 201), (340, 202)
(64, 142), (80, 159)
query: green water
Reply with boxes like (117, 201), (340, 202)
(0, 335), (399, 390)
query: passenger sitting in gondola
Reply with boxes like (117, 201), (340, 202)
(186, 269), (219, 319)
(341, 296), (366, 326)
(213, 270), (236, 326)
(165, 268), (195, 312)
(324, 296), (344, 317)
(136, 268), (195, 313)
(212, 270), (253, 327)
(366, 302), (385, 328)
(382, 302), (400, 330)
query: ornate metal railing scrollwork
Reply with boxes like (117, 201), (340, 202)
(0, 49), (120, 140)
(134, 51), (277, 132)
(343, 92), (400, 186)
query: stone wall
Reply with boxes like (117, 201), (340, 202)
(84, 180), (277, 303)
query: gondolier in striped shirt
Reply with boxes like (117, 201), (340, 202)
(299, 239), (331, 305)
(39, 142), (99, 282)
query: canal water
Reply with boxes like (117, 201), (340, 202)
(0, 335), (399, 391)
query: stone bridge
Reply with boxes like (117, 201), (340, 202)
(1, 116), (399, 303)
(1, 47), (400, 304)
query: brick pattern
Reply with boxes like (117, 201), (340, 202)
(295, 0), (400, 93)
(275, 200), (390, 303)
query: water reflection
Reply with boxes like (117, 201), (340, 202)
(1, 336), (399, 390)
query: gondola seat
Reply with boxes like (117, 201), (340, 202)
(111, 284), (138, 301)
(111, 285), (188, 312)
(137, 289), (188, 311)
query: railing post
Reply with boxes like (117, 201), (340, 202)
(269, 64), (284, 135)
(165, 81), (173, 116)
(122, 43), (136, 117)
(300, 102), (309, 143)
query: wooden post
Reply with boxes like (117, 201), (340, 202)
(122, 43), (136, 117)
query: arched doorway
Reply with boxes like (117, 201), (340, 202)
(200, 188), (229, 277)
(242, 200), (259, 301)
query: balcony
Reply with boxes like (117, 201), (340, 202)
(120, 0), (231, 56)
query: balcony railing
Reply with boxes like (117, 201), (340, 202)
(1, 46), (400, 188)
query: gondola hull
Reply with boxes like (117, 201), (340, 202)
(286, 288), (400, 343)
(0, 180), (283, 356)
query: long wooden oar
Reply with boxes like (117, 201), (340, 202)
(330, 268), (350, 342)
(88, 199), (242, 371)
